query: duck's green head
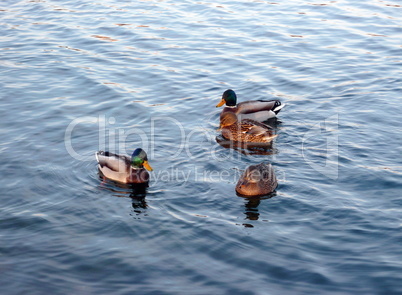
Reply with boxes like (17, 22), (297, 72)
(216, 89), (237, 107)
(131, 148), (153, 171)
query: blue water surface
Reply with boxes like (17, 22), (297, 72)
(1, 0), (401, 294)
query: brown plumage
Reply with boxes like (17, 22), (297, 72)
(220, 112), (277, 143)
(236, 163), (278, 196)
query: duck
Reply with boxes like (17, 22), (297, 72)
(220, 112), (278, 143)
(216, 89), (285, 123)
(95, 148), (153, 184)
(236, 163), (278, 196)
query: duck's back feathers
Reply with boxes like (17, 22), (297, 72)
(237, 100), (282, 114)
(221, 118), (277, 143)
(238, 110), (276, 122)
(96, 151), (131, 173)
(242, 119), (274, 131)
(245, 124), (271, 136)
(220, 99), (284, 122)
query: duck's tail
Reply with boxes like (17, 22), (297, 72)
(272, 101), (285, 114)
(95, 151), (103, 163)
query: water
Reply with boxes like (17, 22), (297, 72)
(1, 0), (401, 294)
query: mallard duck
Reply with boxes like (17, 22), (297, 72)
(220, 112), (278, 143)
(216, 89), (285, 122)
(236, 163), (278, 196)
(95, 148), (153, 184)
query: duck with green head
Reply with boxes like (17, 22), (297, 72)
(95, 148), (153, 184)
(216, 89), (285, 124)
(220, 112), (277, 143)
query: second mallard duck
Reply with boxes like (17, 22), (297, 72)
(220, 112), (277, 143)
(216, 89), (285, 122)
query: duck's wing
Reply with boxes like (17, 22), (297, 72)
(238, 111), (276, 122)
(241, 119), (273, 135)
(237, 100), (284, 115)
(95, 151), (131, 173)
(245, 125), (269, 136)
(241, 119), (278, 142)
(258, 163), (278, 188)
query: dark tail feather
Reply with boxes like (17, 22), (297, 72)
(273, 101), (285, 114)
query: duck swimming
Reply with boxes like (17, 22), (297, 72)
(216, 89), (284, 123)
(220, 112), (277, 143)
(95, 148), (153, 184)
(236, 163), (278, 196)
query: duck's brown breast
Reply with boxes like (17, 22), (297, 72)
(127, 168), (150, 184)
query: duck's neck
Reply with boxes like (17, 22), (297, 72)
(131, 166), (142, 170)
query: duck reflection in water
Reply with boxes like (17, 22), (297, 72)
(129, 183), (148, 215)
(243, 197), (261, 221)
(238, 193), (277, 228)
(97, 174), (149, 214)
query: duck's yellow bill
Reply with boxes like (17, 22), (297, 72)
(143, 161), (153, 171)
(216, 99), (225, 108)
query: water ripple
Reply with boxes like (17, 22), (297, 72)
(1, 0), (402, 294)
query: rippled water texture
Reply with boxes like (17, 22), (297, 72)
(1, 0), (401, 294)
